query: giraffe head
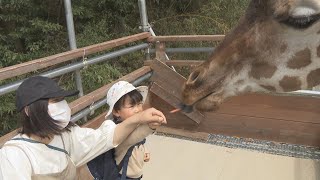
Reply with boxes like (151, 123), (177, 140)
(182, 0), (320, 112)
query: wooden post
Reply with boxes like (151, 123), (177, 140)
(155, 42), (166, 61)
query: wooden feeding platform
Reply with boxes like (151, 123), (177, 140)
(145, 59), (320, 148)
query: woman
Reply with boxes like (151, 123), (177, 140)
(0, 76), (166, 179)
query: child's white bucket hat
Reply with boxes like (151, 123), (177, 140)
(105, 81), (148, 119)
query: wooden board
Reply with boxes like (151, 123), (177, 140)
(147, 35), (225, 42)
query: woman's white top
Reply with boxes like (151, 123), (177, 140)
(0, 120), (117, 180)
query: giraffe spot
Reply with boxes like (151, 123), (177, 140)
(249, 61), (277, 79)
(287, 48), (311, 69)
(317, 45), (320, 57)
(280, 44), (287, 54)
(260, 85), (276, 91)
(279, 76), (301, 92)
(318, 30), (320, 34)
(307, 68), (320, 88)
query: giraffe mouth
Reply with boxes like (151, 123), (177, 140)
(180, 88), (224, 113)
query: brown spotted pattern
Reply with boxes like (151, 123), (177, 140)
(279, 76), (301, 91)
(287, 48), (311, 69)
(307, 68), (320, 88)
(250, 61), (277, 79)
(317, 45), (320, 57)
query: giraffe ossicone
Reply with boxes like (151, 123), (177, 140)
(182, 0), (320, 112)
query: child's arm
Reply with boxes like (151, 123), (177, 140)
(113, 108), (166, 146)
(118, 124), (153, 149)
(114, 124), (154, 161)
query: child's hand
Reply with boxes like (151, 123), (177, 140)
(138, 108), (167, 125)
(148, 122), (161, 130)
(144, 153), (150, 162)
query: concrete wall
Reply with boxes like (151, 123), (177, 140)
(143, 135), (320, 180)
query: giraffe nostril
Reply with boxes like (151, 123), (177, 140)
(187, 70), (201, 84)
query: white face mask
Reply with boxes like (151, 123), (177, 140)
(48, 100), (71, 129)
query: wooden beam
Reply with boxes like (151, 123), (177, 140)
(155, 42), (166, 61)
(82, 112), (107, 129)
(0, 129), (21, 147)
(0, 32), (151, 81)
(156, 126), (209, 141)
(148, 35), (225, 42)
(144, 60), (204, 67)
(150, 82), (204, 124)
(199, 111), (320, 147)
(216, 93), (320, 124)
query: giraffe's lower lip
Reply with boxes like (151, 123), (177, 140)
(181, 88), (223, 113)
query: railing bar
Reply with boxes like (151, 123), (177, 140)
(0, 43), (149, 96)
(0, 32), (150, 81)
(149, 47), (214, 53)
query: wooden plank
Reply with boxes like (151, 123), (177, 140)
(157, 108), (320, 147)
(215, 93), (320, 124)
(150, 83), (203, 124)
(144, 60), (204, 67)
(82, 112), (107, 129)
(147, 35), (225, 42)
(155, 43), (166, 61)
(156, 126), (209, 141)
(0, 129), (21, 147)
(149, 59), (186, 99)
(199, 112), (320, 147)
(0, 66), (151, 146)
(0, 32), (151, 81)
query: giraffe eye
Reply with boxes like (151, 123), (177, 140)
(281, 14), (320, 29)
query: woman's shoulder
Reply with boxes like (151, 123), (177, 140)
(1, 134), (32, 160)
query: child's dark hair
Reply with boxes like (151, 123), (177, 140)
(113, 90), (143, 122)
(20, 99), (75, 139)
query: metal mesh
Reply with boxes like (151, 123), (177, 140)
(156, 132), (320, 160)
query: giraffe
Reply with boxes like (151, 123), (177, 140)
(181, 0), (320, 112)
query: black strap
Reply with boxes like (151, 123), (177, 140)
(11, 137), (69, 155)
(119, 139), (146, 180)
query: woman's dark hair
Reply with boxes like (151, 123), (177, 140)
(20, 99), (75, 139)
(112, 90), (143, 122)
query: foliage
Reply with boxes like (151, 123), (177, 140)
(0, 0), (250, 135)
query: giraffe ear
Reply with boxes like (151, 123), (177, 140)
(24, 106), (29, 117)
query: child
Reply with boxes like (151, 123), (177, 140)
(106, 81), (159, 180)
